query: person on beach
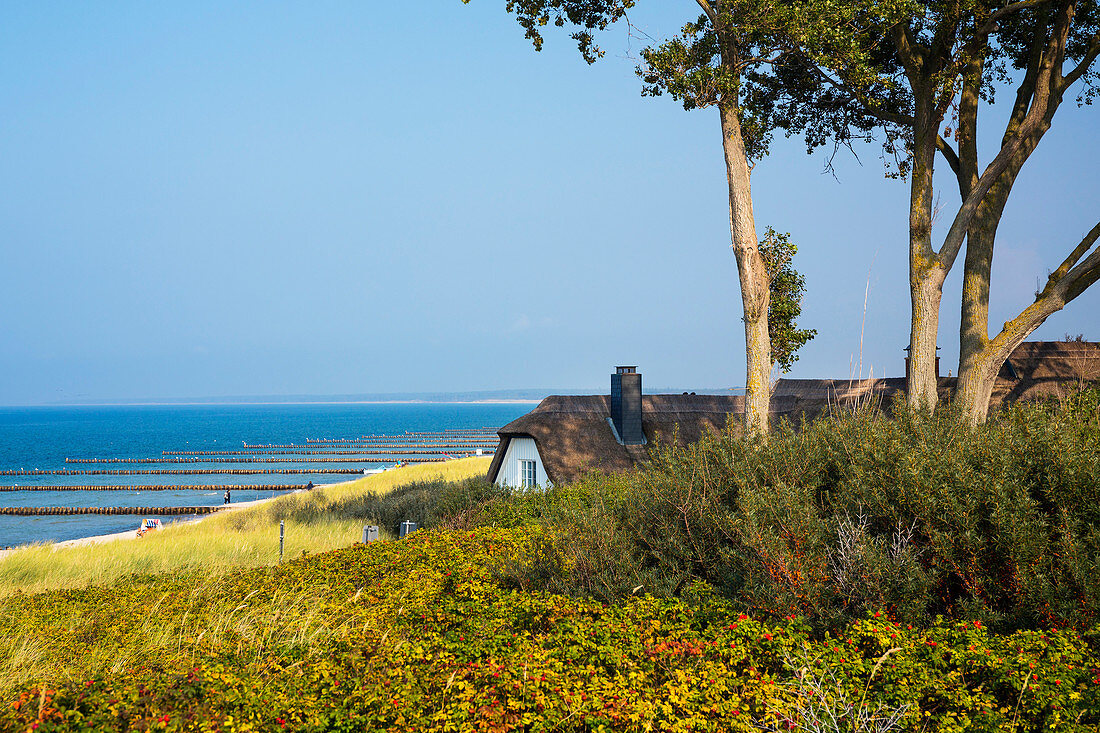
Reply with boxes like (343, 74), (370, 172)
(306, 481), (314, 491)
(223, 490), (231, 505)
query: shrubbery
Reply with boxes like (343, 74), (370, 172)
(271, 475), (506, 536)
(4, 528), (1100, 732)
(493, 390), (1100, 631)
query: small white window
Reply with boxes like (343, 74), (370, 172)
(519, 459), (537, 488)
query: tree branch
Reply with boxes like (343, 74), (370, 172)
(1061, 31), (1100, 90)
(987, 0), (1057, 29)
(954, 0), (1056, 82)
(891, 21), (925, 82)
(985, 221), (1100, 363)
(802, 63), (914, 126)
(1065, 246), (1100, 302)
(1042, 220), (1100, 298)
(1004, 25), (1049, 147)
(937, 135), (961, 176)
(955, 55), (983, 197)
(694, 0), (717, 25)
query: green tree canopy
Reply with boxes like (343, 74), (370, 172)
(758, 227), (816, 373)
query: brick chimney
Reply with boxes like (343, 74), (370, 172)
(611, 366), (644, 445)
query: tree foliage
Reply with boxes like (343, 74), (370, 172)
(758, 227), (816, 372)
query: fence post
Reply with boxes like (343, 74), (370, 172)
(279, 520), (285, 563)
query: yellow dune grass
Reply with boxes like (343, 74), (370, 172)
(0, 457), (490, 597)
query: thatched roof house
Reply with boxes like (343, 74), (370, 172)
(486, 392), (749, 487)
(488, 344), (1099, 488)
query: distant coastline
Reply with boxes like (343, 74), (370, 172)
(12, 387), (734, 408)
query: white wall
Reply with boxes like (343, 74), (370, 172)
(494, 436), (551, 488)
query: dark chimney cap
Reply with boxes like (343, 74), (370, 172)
(615, 366), (637, 374)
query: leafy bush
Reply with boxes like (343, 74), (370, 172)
(274, 476), (506, 536)
(500, 390), (1100, 631)
(3, 528), (1100, 732)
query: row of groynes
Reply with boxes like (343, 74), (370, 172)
(307, 428), (496, 437)
(0, 469), (365, 476)
(0, 506), (223, 516)
(0, 427), (500, 525)
(302, 433), (497, 444)
(306, 434), (497, 440)
(250, 440), (497, 448)
(161, 448), (493, 456)
(0, 485), (310, 492)
(66, 452), (488, 463)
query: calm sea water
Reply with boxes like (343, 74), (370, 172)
(0, 403), (529, 547)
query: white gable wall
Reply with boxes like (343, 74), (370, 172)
(494, 436), (551, 488)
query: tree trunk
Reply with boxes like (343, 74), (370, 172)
(957, 60), (1059, 422)
(909, 272), (944, 410)
(719, 100), (771, 434)
(957, 167), (1020, 422)
(956, 344), (1005, 425)
(957, 293), (1066, 424)
(954, 2), (1082, 423)
(906, 89), (944, 411)
(956, 223), (996, 421)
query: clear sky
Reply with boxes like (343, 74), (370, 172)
(1, 2), (1097, 405)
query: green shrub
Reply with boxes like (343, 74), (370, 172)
(499, 390), (1100, 631)
(275, 476), (506, 535)
(4, 528), (1100, 732)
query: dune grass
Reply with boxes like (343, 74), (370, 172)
(0, 457), (490, 597)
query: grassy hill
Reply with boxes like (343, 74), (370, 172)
(0, 457), (490, 597)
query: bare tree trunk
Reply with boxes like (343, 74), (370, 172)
(957, 171), (1018, 422)
(906, 89), (945, 411)
(909, 273), (944, 410)
(719, 100), (771, 434)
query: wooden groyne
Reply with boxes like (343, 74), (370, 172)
(307, 428), (496, 439)
(0, 469), (365, 477)
(0, 506), (224, 516)
(161, 447), (495, 456)
(302, 433), (497, 444)
(252, 440), (497, 448)
(66, 454), (479, 463)
(0, 485), (309, 492)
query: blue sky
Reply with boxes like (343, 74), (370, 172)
(1, 2), (1097, 404)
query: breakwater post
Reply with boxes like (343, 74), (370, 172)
(0, 506), (224, 516)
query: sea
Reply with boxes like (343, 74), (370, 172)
(0, 403), (531, 548)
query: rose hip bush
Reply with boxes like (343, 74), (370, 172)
(3, 528), (1099, 731)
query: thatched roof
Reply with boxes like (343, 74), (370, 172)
(487, 394), (751, 485)
(997, 341), (1100, 380)
(771, 341), (1100, 413)
(489, 342), (1098, 485)
(990, 340), (1100, 405)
